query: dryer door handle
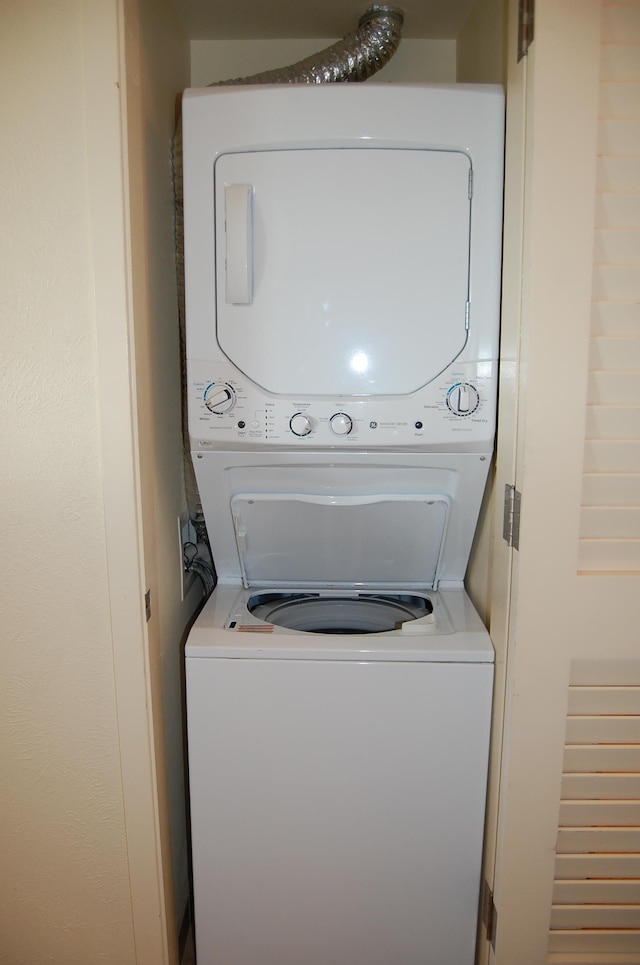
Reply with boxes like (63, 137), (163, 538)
(225, 184), (253, 305)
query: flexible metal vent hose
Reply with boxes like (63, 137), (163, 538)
(172, 7), (405, 576)
(214, 6), (405, 85)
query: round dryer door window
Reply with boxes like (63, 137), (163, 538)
(214, 148), (472, 396)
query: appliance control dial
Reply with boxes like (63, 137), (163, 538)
(446, 382), (480, 417)
(290, 413), (313, 437)
(330, 413), (353, 436)
(204, 382), (236, 414)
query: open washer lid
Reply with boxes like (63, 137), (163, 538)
(231, 492), (450, 589)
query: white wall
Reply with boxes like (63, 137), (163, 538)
(0, 2), (135, 961)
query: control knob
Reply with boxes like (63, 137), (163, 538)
(290, 413), (313, 437)
(330, 413), (353, 436)
(446, 382), (480, 417)
(204, 382), (236, 414)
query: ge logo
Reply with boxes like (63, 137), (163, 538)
(369, 421), (378, 429)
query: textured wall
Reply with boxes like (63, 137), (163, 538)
(0, 2), (135, 961)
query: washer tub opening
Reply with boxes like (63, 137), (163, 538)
(247, 592), (433, 634)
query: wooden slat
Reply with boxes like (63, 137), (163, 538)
(562, 772), (640, 801)
(596, 157), (640, 195)
(584, 406), (640, 440)
(598, 118), (640, 155)
(550, 904), (640, 930)
(549, 931), (640, 954)
(565, 714), (640, 743)
(555, 852), (640, 879)
(595, 192), (640, 229)
(570, 661), (640, 687)
(556, 827), (640, 854)
(602, 5), (640, 44)
(548, 954), (640, 965)
(583, 440), (640, 473)
(600, 42), (640, 82)
(593, 228), (640, 265)
(588, 371), (640, 406)
(549, 950), (640, 965)
(563, 744), (640, 772)
(568, 684), (640, 715)
(582, 475), (640, 507)
(589, 337), (640, 372)
(553, 878), (640, 904)
(580, 508), (640, 539)
(559, 799), (640, 827)
(592, 265), (640, 301)
(578, 538), (640, 572)
(599, 81), (640, 119)
(591, 301), (640, 337)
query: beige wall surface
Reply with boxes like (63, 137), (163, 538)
(190, 37), (456, 87)
(123, 0), (196, 947)
(0, 2), (135, 962)
(457, 0), (506, 85)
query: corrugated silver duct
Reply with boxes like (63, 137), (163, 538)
(173, 7), (405, 573)
(215, 6), (404, 85)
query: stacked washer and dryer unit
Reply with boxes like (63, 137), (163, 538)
(183, 83), (504, 965)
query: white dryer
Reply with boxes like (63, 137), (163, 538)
(183, 84), (504, 965)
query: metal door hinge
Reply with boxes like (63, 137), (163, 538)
(482, 879), (498, 950)
(145, 589), (152, 622)
(518, 0), (535, 61)
(503, 484), (521, 549)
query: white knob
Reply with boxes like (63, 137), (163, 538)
(204, 382), (236, 414)
(446, 382), (480, 417)
(290, 413), (313, 437)
(330, 413), (353, 436)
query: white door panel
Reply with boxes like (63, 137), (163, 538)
(187, 657), (493, 965)
(215, 149), (471, 396)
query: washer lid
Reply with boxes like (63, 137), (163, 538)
(231, 492), (450, 589)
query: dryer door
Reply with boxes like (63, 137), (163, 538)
(215, 148), (471, 397)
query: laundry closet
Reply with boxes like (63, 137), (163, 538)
(7, 2), (639, 963)
(115, 2), (639, 964)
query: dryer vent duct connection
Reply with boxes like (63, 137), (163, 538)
(215, 6), (405, 86)
(174, 6), (405, 550)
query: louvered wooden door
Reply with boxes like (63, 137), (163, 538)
(488, 2), (640, 962)
(549, 662), (640, 955)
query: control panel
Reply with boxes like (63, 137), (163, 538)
(189, 359), (497, 451)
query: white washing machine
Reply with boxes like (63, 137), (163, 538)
(183, 84), (504, 965)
